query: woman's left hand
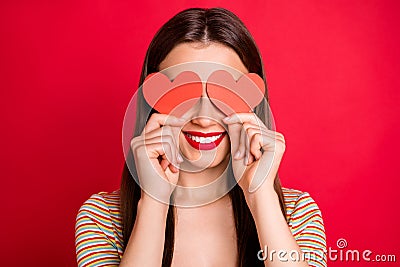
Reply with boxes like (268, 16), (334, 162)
(223, 113), (286, 198)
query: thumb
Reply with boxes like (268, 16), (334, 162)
(226, 123), (242, 158)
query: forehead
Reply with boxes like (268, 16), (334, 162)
(158, 42), (249, 81)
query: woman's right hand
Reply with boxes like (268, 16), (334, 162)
(130, 113), (185, 204)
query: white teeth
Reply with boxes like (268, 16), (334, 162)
(186, 133), (223, 144)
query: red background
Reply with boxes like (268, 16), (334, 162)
(1, 1), (399, 266)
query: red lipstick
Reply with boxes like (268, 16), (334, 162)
(183, 131), (226, 150)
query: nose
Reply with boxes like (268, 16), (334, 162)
(190, 85), (224, 127)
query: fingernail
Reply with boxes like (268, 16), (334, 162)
(223, 116), (230, 122)
(234, 150), (241, 159)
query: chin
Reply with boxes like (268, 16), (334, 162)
(179, 134), (231, 172)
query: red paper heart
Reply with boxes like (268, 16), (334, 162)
(142, 70), (265, 117)
(206, 70), (265, 115)
(142, 71), (203, 116)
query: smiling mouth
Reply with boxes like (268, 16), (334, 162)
(183, 131), (226, 150)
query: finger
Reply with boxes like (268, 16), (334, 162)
(168, 164), (179, 173)
(245, 127), (273, 156)
(244, 128), (254, 165)
(237, 127), (246, 159)
(160, 158), (179, 173)
(163, 125), (182, 155)
(143, 129), (176, 145)
(242, 121), (266, 134)
(244, 127), (284, 145)
(141, 131), (182, 164)
(226, 123), (242, 157)
(159, 142), (181, 171)
(143, 126), (180, 160)
(139, 138), (178, 167)
(223, 112), (264, 127)
(160, 158), (170, 171)
(234, 126), (246, 160)
(143, 119), (183, 160)
(254, 132), (284, 153)
(249, 133), (263, 160)
(133, 142), (175, 181)
(245, 126), (285, 157)
(243, 123), (285, 143)
(143, 113), (186, 134)
(247, 150), (255, 165)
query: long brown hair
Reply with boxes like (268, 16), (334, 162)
(121, 7), (287, 266)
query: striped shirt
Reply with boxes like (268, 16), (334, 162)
(75, 187), (327, 266)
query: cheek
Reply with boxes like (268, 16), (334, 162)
(220, 136), (230, 152)
(178, 133), (188, 154)
(178, 133), (200, 159)
(215, 136), (231, 160)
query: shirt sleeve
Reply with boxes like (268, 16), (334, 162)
(289, 192), (327, 267)
(75, 194), (121, 267)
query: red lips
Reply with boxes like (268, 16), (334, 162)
(183, 131), (226, 150)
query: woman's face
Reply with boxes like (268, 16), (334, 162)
(158, 42), (249, 172)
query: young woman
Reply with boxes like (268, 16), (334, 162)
(75, 7), (326, 267)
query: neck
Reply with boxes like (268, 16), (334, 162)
(172, 155), (232, 207)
